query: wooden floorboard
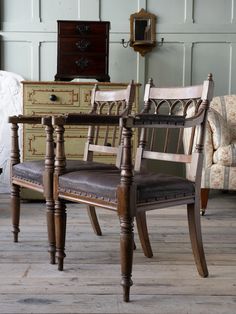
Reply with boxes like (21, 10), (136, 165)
(0, 191), (235, 313)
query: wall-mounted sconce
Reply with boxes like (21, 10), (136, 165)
(121, 8), (163, 56)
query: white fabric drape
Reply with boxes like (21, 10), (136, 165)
(0, 71), (24, 193)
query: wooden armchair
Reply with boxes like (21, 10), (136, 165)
(52, 74), (214, 302)
(134, 75), (214, 259)
(8, 81), (135, 265)
(9, 115), (55, 263)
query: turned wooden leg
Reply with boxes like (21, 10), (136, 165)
(136, 211), (153, 258)
(120, 215), (134, 302)
(55, 199), (67, 271)
(11, 184), (20, 243)
(87, 205), (102, 236)
(46, 198), (56, 264)
(187, 203), (208, 277)
(201, 188), (210, 216)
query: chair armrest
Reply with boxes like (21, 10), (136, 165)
(52, 113), (120, 126)
(8, 114), (43, 124)
(203, 122), (214, 168)
(120, 114), (187, 129)
(207, 108), (231, 150)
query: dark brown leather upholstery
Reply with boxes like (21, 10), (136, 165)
(58, 170), (195, 203)
(12, 161), (44, 184)
(12, 160), (117, 185)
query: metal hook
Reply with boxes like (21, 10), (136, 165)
(121, 37), (164, 48)
(157, 38), (164, 47)
(121, 39), (130, 48)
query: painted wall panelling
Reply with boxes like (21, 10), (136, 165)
(0, 1), (236, 92)
(1, 0), (236, 95)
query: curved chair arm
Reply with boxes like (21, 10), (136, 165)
(52, 113), (121, 126)
(8, 114), (42, 124)
(203, 122), (214, 168)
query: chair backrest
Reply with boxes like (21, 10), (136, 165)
(134, 74), (214, 185)
(83, 81), (136, 167)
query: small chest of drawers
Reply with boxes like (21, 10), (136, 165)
(55, 20), (110, 82)
(22, 81), (139, 161)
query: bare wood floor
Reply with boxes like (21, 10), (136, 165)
(0, 191), (235, 314)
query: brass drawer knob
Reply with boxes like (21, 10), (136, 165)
(76, 24), (90, 34)
(75, 58), (89, 69)
(76, 39), (91, 51)
(49, 94), (57, 102)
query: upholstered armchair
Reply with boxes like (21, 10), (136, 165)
(201, 95), (236, 214)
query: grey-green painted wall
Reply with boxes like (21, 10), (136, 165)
(1, 0), (235, 97)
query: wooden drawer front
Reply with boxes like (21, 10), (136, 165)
(23, 128), (88, 160)
(58, 55), (107, 76)
(23, 126), (131, 164)
(24, 86), (80, 109)
(24, 122), (89, 133)
(24, 105), (88, 116)
(23, 132), (50, 159)
(24, 86), (96, 114)
(59, 37), (107, 54)
(58, 21), (109, 37)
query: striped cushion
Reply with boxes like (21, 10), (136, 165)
(210, 95), (236, 140)
(202, 164), (236, 190)
(213, 142), (236, 166)
(207, 108), (231, 150)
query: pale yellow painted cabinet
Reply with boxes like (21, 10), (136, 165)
(22, 81), (140, 162)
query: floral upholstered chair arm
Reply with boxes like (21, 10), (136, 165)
(201, 95), (236, 194)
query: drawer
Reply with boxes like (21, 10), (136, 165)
(23, 128), (89, 160)
(23, 83), (131, 113)
(24, 104), (88, 116)
(58, 55), (107, 76)
(24, 85), (81, 109)
(23, 127), (120, 163)
(58, 21), (109, 37)
(59, 37), (107, 54)
(24, 122), (89, 133)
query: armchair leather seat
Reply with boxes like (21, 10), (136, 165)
(12, 160), (44, 185)
(12, 160), (118, 185)
(58, 170), (195, 203)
